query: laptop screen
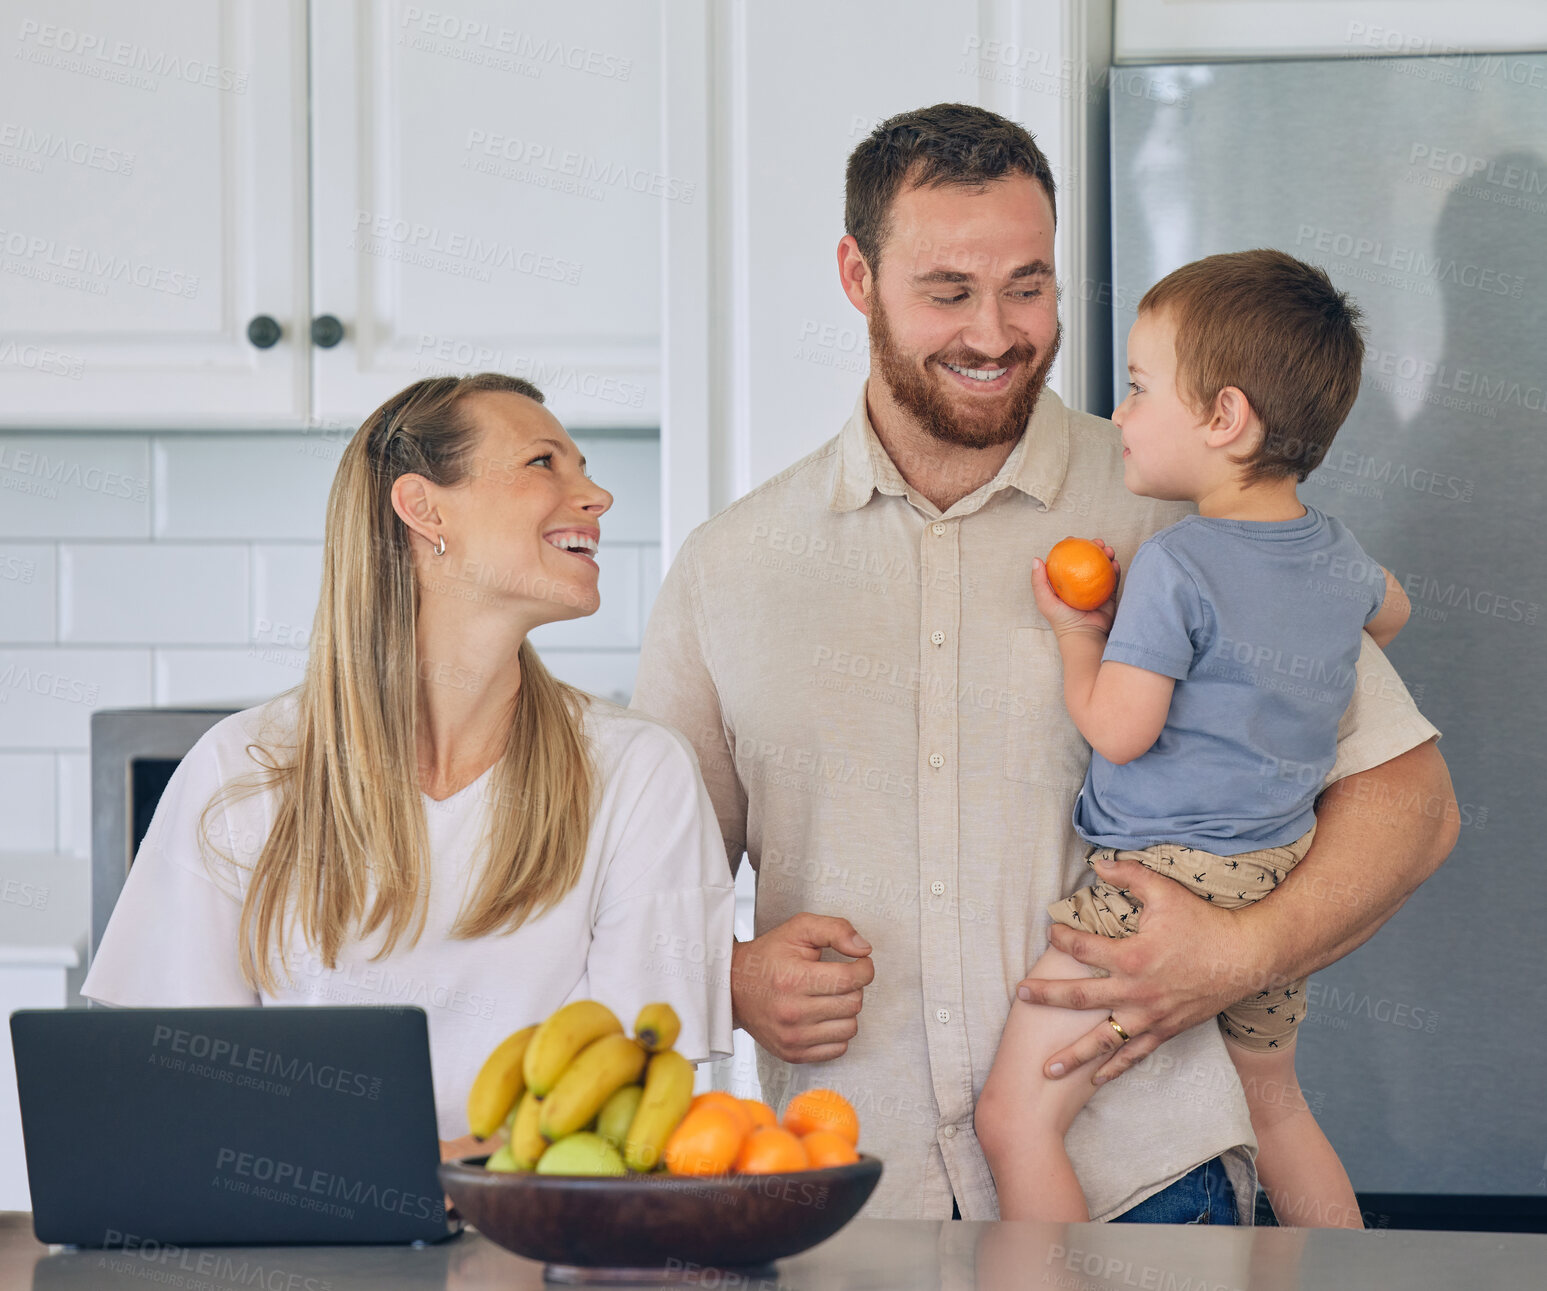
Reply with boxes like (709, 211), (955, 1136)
(13, 1006), (460, 1248)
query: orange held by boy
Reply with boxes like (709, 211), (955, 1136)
(1044, 537), (1117, 611)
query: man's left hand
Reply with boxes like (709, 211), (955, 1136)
(1019, 855), (1268, 1084)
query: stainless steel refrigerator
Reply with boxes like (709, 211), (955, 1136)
(1111, 53), (1547, 1211)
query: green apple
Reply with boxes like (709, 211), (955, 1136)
(484, 1143), (522, 1172)
(535, 1131), (627, 1177)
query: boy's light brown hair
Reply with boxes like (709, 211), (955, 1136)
(1140, 249), (1365, 484)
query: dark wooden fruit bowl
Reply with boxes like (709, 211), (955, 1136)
(439, 1153), (882, 1280)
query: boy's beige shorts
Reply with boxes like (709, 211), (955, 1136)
(1047, 822), (1318, 1053)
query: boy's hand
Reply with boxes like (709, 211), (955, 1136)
(1032, 538), (1121, 637)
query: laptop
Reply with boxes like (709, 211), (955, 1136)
(12, 1006), (464, 1247)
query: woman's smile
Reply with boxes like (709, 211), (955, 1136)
(544, 527), (601, 569)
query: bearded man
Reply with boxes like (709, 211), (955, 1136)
(632, 102), (1452, 1223)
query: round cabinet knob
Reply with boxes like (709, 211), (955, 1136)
(246, 315), (282, 349)
(311, 315), (345, 348)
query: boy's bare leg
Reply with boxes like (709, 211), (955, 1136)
(976, 945), (1114, 1220)
(1227, 1039), (1363, 1229)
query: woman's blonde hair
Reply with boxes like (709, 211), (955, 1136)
(206, 374), (595, 994)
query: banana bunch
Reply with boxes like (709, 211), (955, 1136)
(469, 1000), (695, 1176)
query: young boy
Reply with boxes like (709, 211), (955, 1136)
(974, 249), (1411, 1227)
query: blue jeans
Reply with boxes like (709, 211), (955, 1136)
(1109, 1155), (1239, 1225)
(953, 1154), (1240, 1223)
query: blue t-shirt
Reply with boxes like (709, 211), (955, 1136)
(1072, 505), (1386, 855)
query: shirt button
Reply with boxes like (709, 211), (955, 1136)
(928, 752), (944, 769)
(936, 1008), (951, 1024)
(943, 1125), (958, 1139)
(932, 522), (946, 536)
(930, 630), (945, 646)
(931, 880), (945, 896)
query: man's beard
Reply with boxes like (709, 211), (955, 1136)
(868, 291), (1061, 450)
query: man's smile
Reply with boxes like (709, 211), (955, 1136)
(939, 359), (1015, 392)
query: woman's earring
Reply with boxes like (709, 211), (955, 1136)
(433, 534), (446, 557)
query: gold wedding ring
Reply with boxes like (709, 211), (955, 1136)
(1107, 1015), (1131, 1043)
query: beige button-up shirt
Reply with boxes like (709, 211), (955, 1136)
(631, 382), (1440, 1221)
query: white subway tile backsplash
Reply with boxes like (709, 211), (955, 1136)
(6, 431), (659, 826)
(528, 546), (641, 650)
(153, 437), (336, 540)
(153, 647), (307, 708)
(252, 545), (324, 646)
(0, 545), (56, 644)
(536, 650), (640, 707)
(573, 438), (660, 543)
(60, 545), (248, 645)
(0, 437), (151, 539)
(0, 754), (56, 851)
(56, 753), (90, 859)
(0, 649), (151, 750)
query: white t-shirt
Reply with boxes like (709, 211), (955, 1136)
(81, 691), (736, 1139)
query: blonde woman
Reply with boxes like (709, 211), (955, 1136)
(82, 374), (735, 1163)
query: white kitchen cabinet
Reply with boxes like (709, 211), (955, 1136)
(0, 0), (668, 432)
(309, 0), (665, 430)
(0, 0), (311, 427)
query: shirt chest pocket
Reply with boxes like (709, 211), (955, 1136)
(1003, 625), (1092, 789)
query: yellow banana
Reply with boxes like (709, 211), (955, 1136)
(538, 1033), (648, 1142)
(509, 1088), (547, 1170)
(524, 1000), (624, 1097)
(633, 1002), (681, 1053)
(465, 1024), (537, 1139)
(622, 1049), (695, 1173)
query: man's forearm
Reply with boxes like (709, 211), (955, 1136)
(1236, 737), (1455, 988)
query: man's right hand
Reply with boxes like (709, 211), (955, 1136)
(730, 913), (874, 1063)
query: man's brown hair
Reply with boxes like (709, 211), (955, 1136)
(845, 103), (1057, 273)
(1140, 249), (1365, 485)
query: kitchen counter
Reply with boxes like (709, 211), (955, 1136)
(3, 1212), (1545, 1289)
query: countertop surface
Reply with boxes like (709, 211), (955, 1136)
(4, 1212), (1547, 1290)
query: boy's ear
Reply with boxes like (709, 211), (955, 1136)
(1206, 386), (1256, 449)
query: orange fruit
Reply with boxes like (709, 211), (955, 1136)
(734, 1127), (810, 1174)
(663, 1105), (745, 1176)
(690, 1091), (755, 1136)
(782, 1089), (860, 1146)
(1044, 537), (1117, 611)
(740, 1098), (778, 1129)
(801, 1129), (860, 1169)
